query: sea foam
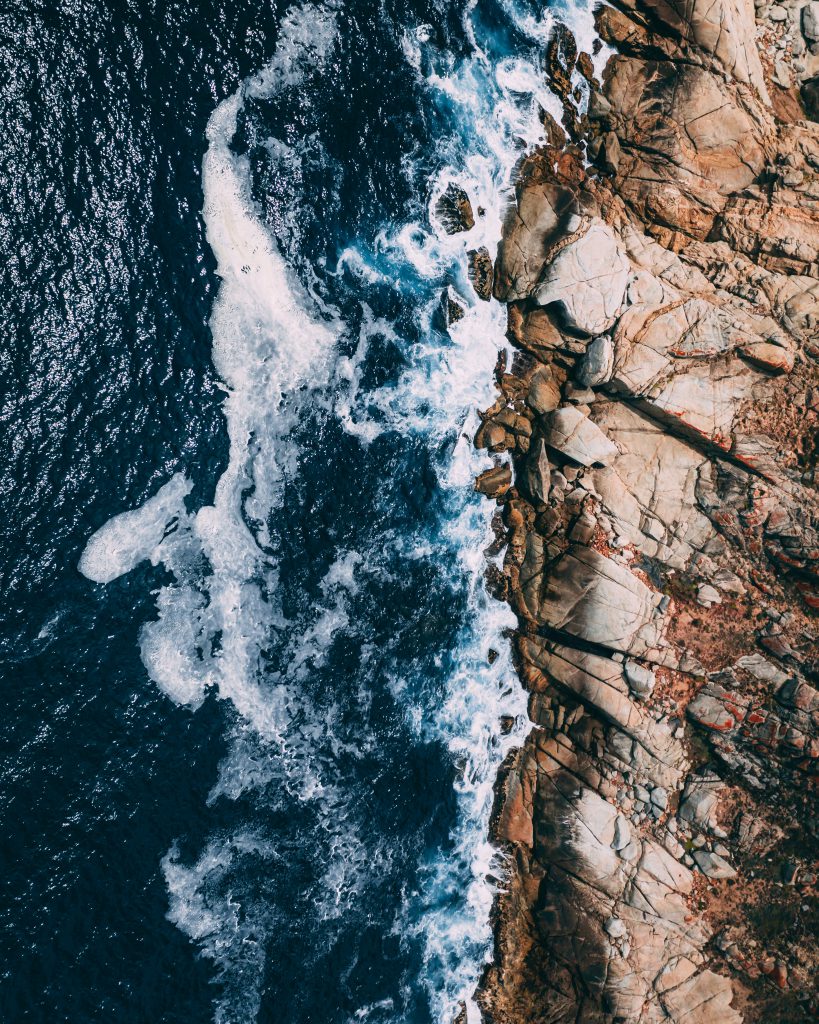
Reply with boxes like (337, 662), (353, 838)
(78, 1), (604, 1020)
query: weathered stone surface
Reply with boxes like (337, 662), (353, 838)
(522, 437), (550, 504)
(589, 401), (715, 567)
(625, 658), (656, 698)
(638, 0), (767, 93)
(693, 849), (737, 879)
(544, 405), (618, 467)
(530, 546), (668, 656)
(494, 172), (578, 301)
(474, 464), (511, 498)
(603, 56), (768, 238)
(525, 366), (561, 415)
(576, 334), (613, 388)
(679, 770), (723, 830)
(534, 219), (631, 334)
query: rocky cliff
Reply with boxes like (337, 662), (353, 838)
(466, 1), (819, 1021)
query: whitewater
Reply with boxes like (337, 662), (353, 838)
(77, 2), (603, 1021)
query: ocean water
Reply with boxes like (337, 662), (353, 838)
(1, 2), (598, 1021)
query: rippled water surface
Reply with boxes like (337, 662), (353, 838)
(0, 1), (598, 1021)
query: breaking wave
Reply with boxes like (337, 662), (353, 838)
(78, 1), (604, 1020)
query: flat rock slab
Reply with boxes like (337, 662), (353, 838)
(545, 406), (618, 467)
(534, 219), (631, 335)
(535, 545), (667, 656)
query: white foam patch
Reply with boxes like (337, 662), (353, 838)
(162, 832), (278, 1024)
(82, 3), (342, 722)
(78, 472), (192, 584)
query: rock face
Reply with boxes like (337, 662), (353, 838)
(468, 3), (819, 1022)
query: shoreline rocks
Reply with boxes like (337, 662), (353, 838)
(465, 1), (819, 1020)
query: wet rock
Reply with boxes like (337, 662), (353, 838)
(468, 246), (493, 301)
(494, 171), (577, 302)
(475, 421), (507, 450)
(474, 465), (511, 498)
(434, 183), (475, 234)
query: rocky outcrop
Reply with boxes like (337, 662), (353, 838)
(467, 1), (819, 1021)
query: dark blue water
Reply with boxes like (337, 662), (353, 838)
(0, 2), (596, 1021)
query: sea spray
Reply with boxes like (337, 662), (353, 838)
(76, 1), (606, 1021)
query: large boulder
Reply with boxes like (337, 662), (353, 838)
(603, 57), (768, 237)
(494, 174), (578, 301)
(544, 406), (619, 467)
(534, 220), (631, 334)
(633, 0), (767, 96)
(533, 545), (668, 656)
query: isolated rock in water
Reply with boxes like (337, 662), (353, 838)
(534, 219), (631, 334)
(544, 406), (618, 467)
(576, 334), (613, 387)
(468, 246), (493, 301)
(434, 182), (475, 233)
(523, 437), (550, 504)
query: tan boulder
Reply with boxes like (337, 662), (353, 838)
(494, 178), (578, 301)
(605, 56), (768, 237)
(534, 545), (668, 656)
(534, 219), (631, 334)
